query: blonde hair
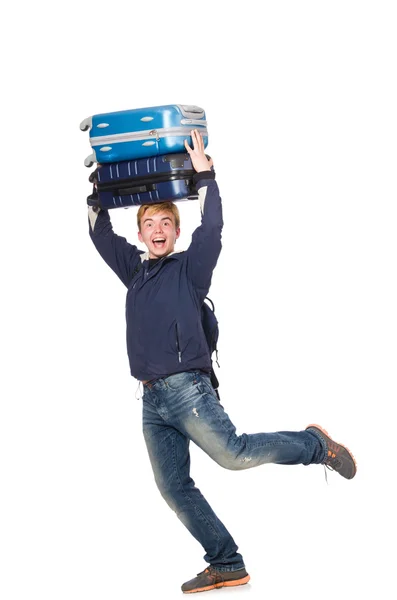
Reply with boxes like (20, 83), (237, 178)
(137, 202), (180, 231)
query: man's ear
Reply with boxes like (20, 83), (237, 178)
(138, 231), (143, 243)
(175, 227), (181, 240)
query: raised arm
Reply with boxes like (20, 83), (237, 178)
(184, 130), (223, 300)
(88, 206), (143, 288)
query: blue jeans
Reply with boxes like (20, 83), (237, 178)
(142, 371), (325, 572)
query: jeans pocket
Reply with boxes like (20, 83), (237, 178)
(164, 371), (198, 391)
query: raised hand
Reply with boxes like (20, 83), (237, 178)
(184, 129), (214, 173)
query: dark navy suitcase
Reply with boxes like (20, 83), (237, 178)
(80, 104), (208, 167)
(87, 153), (201, 209)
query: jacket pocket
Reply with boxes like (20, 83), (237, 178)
(175, 322), (182, 363)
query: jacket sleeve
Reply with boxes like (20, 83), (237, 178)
(186, 171), (223, 299)
(88, 207), (143, 288)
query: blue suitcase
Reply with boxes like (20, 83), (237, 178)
(87, 153), (202, 209)
(80, 104), (208, 167)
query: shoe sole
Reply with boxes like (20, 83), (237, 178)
(182, 574), (251, 593)
(307, 423), (357, 478)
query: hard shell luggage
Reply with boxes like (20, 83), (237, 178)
(80, 104), (208, 167)
(87, 153), (201, 209)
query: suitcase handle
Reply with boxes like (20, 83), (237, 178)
(88, 184), (156, 201)
(179, 105), (205, 119)
(116, 183), (156, 195)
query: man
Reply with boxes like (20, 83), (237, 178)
(88, 130), (357, 594)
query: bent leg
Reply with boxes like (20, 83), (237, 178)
(171, 374), (326, 470)
(142, 394), (245, 572)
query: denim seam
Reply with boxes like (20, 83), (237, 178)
(200, 392), (234, 437)
(170, 430), (227, 562)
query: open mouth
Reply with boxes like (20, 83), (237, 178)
(152, 237), (166, 248)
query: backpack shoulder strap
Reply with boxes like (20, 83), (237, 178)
(202, 297), (221, 399)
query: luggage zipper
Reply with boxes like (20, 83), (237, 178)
(89, 126), (208, 147)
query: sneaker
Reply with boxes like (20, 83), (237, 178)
(181, 566), (250, 593)
(306, 424), (357, 479)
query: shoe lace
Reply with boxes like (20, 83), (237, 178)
(323, 454), (343, 483)
(325, 455), (342, 470)
(197, 567), (224, 585)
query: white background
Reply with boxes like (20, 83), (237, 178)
(1, 1), (396, 598)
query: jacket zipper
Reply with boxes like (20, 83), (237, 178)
(144, 256), (168, 279)
(139, 258), (182, 362)
(90, 126), (208, 147)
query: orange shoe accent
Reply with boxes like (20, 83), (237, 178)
(183, 574), (251, 593)
(221, 574), (251, 587)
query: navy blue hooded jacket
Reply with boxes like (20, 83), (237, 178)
(88, 172), (223, 382)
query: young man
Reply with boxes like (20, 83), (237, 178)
(88, 130), (357, 594)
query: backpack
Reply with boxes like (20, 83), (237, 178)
(201, 297), (220, 399)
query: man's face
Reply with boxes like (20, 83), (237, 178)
(138, 210), (180, 259)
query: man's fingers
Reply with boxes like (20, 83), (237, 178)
(191, 129), (204, 152)
(186, 129), (211, 173)
(196, 129), (203, 150)
(190, 130), (197, 150)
